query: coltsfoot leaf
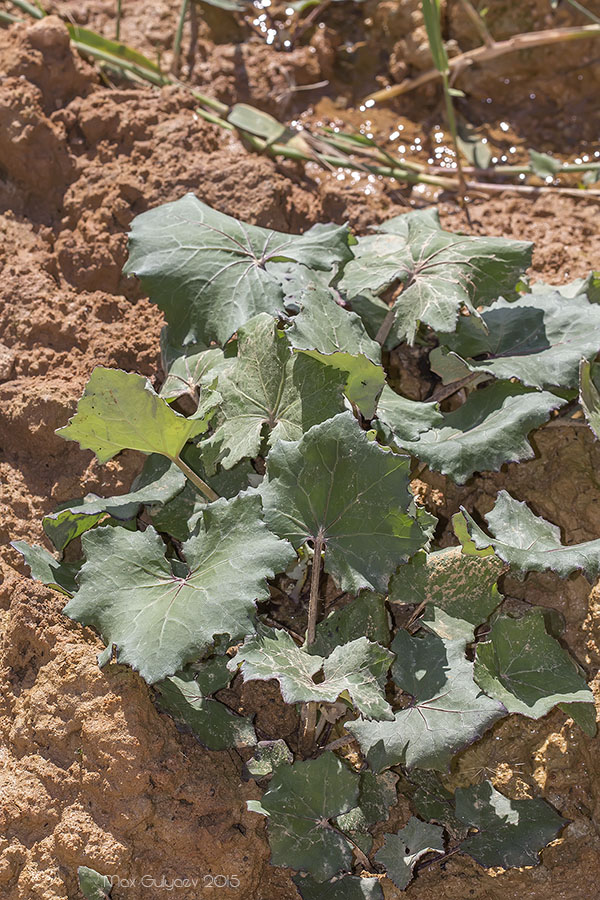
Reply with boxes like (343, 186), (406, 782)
(57, 366), (216, 464)
(260, 412), (433, 594)
(203, 313), (346, 469)
(474, 609), (594, 721)
(348, 612), (505, 771)
(460, 490), (600, 578)
(249, 752), (359, 881)
(64, 494), (295, 683)
(12, 541), (82, 596)
(155, 662), (256, 750)
(124, 194), (352, 346)
(440, 290), (600, 390)
(375, 817), (445, 890)
(341, 212), (532, 343)
(229, 628), (395, 720)
(43, 455), (185, 551)
(456, 780), (568, 868)
(287, 285), (385, 417)
(378, 381), (565, 484)
(310, 591), (390, 657)
(389, 546), (504, 631)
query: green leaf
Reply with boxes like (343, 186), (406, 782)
(474, 610), (594, 720)
(336, 771), (398, 834)
(229, 628), (395, 720)
(150, 447), (253, 541)
(461, 490), (600, 578)
(124, 194), (352, 346)
(228, 103), (288, 143)
(42, 455), (185, 551)
(348, 292), (399, 351)
(245, 740), (293, 778)
(456, 780), (568, 868)
(340, 215), (532, 343)
(64, 494), (295, 683)
(528, 149), (562, 178)
(292, 874), (384, 900)
(348, 612), (505, 771)
(375, 384), (442, 441)
(78, 866), (112, 900)
(408, 771), (468, 838)
(11, 541), (81, 596)
(250, 752), (359, 881)
(389, 546), (504, 630)
(378, 381), (565, 484)
(260, 412), (433, 593)
(154, 663), (256, 750)
(311, 591), (390, 657)
(67, 25), (162, 74)
(203, 313), (346, 469)
(375, 817), (445, 890)
(440, 290), (600, 390)
(159, 338), (228, 403)
(580, 358), (600, 439)
(287, 285), (385, 417)
(57, 367), (216, 464)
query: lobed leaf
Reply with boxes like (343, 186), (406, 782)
(378, 381), (565, 484)
(474, 610), (594, 722)
(389, 545), (504, 630)
(43, 455), (185, 551)
(340, 212), (532, 343)
(460, 490), (600, 578)
(260, 412), (432, 594)
(155, 662), (256, 750)
(249, 752), (359, 881)
(456, 780), (568, 868)
(56, 366), (216, 464)
(439, 290), (600, 390)
(375, 817), (445, 890)
(229, 628), (395, 720)
(124, 194), (352, 346)
(203, 313), (346, 469)
(64, 494), (295, 683)
(12, 541), (82, 596)
(287, 285), (385, 417)
(310, 591), (390, 657)
(348, 611), (505, 771)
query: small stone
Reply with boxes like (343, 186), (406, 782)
(0, 344), (15, 381)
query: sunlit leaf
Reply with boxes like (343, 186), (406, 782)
(56, 366), (216, 464)
(260, 412), (432, 593)
(229, 627), (395, 720)
(124, 194), (352, 345)
(64, 494), (294, 683)
(460, 490), (600, 578)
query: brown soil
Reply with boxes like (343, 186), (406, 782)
(0, 2), (600, 899)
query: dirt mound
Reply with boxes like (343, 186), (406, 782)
(1, 7), (600, 900)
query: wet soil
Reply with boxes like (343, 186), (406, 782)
(1, 2), (600, 898)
